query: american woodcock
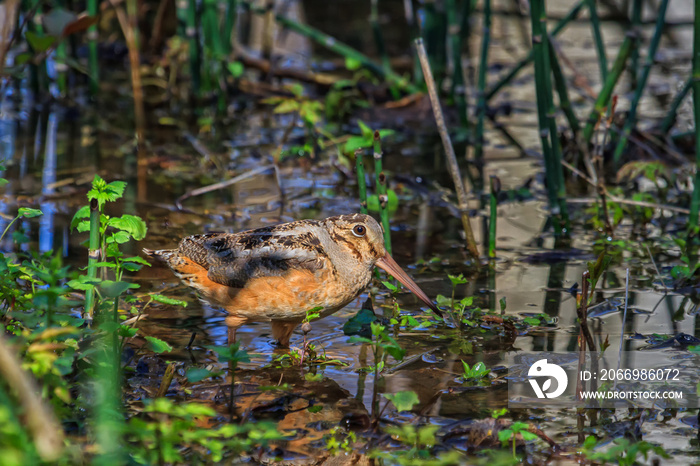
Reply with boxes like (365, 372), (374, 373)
(144, 213), (440, 346)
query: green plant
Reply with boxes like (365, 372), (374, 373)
(371, 424), (464, 465)
(126, 398), (283, 464)
(581, 436), (670, 466)
(325, 426), (357, 455)
(343, 121), (394, 156)
(497, 421), (538, 458)
(461, 360), (490, 382)
(383, 390), (419, 412)
(350, 322), (406, 416)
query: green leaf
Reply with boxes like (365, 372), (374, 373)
(377, 128), (395, 139)
(118, 326), (138, 338)
(76, 220), (90, 233)
(106, 230), (131, 244)
(14, 52), (32, 66)
(88, 175), (126, 209)
(304, 373), (323, 382)
(18, 207), (43, 218)
(25, 31), (56, 53)
(227, 61), (244, 78)
(71, 205), (90, 230)
(498, 429), (514, 443)
(186, 367), (212, 383)
(108, 215), (147, 241)
(520, 431), (538, 441)
(382, 281), (398, 292)
(307, 405), (323, 413)
(345, 57), (362, 70)
(272, 99), (300, 114)
(357, 120), (373, 139)
(383, 390), (419, 412)
(347, 336), (373, 344)
(448, 273), (467, 286)
(145, 336), (173, 354)
(151, 294), (188, 307)
(587, 252), (613, 297)
(67, 275), (101, 291)
(343, 136), (369, 154)
(343, 307), (377, 339)
(98, 280), (138, 298)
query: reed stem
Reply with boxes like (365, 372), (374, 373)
(222, 0), (238, 54)
(474, 0), (491, 193)
(660, 76), (693, 134)
(488, 176), (499, 259)
(421, 1), (447, 86)
(85, 198), (99, 319)
(585, 0), (607, 83)
(530, 0), (568, 232)
(370, 0), (390, 72)
(373, 132), (391, 255)
(355, 148), (368, 215)
(486, 0), (585, 101)
(689, 0), (700, 231)
(629, 0), (642, 87)
(246, 4), (418, 93)
(187, 0), (201, 97)
(87, 0), (99, 95)
(447, 0), (468, 127)
(612, 0), (669, 165)
(415, 38), (480, 259)
(582, 32), (637, 143)
(548, 37), (580, 136)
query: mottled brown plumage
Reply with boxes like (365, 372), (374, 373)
(144, 214), (439, 346)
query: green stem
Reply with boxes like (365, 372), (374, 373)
(94, 319), (125, 465)
(355, 149), (368, 215)
(486, 0), (585, 101)
(87, 0), (99, 95)
(246, 4), (418, 94)
(689, 0), (700, 231)
(548, 36), (580, 136)
(488, 176), (499, 259)
(612, 0), (669, 165)
(186, 0), (201, 97)
(447, 0), (468, 127)
(421, 1), (447, 86)
(530, 0), (567, 232)
(0, 216), (18, 243)
(85, 199), (100, 319)
(373, 132), (391, 255)
(222, 0), (238, 54)
(474, 0), (491, 194)
(629, 0), (642, 88)
(660, 76), (693, 134)
(582, 32), (637, 143)
(585, 0), (607, 82)
(370, 0), (390, 72)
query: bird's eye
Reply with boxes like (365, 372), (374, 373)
(352, 224), (366, 237)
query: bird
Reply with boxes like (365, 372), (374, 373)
(144, 213), (441, 347)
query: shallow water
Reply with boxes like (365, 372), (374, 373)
(2, 0), (700, 462)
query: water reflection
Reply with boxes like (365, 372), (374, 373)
(39, 111), (57, 253)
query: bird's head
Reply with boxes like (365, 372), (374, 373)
(322, 213), (441, 316)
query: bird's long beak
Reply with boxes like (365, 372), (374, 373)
(376, 253), (442, 317)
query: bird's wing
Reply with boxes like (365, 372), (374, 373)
(178, 230), (327, 288)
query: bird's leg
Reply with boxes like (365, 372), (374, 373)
(227, 327), (236, 347)
(271, 321), (298, 347)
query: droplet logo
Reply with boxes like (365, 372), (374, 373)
(528, 359), (568, 399)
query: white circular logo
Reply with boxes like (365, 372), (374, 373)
(528, 359), (568, 399)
